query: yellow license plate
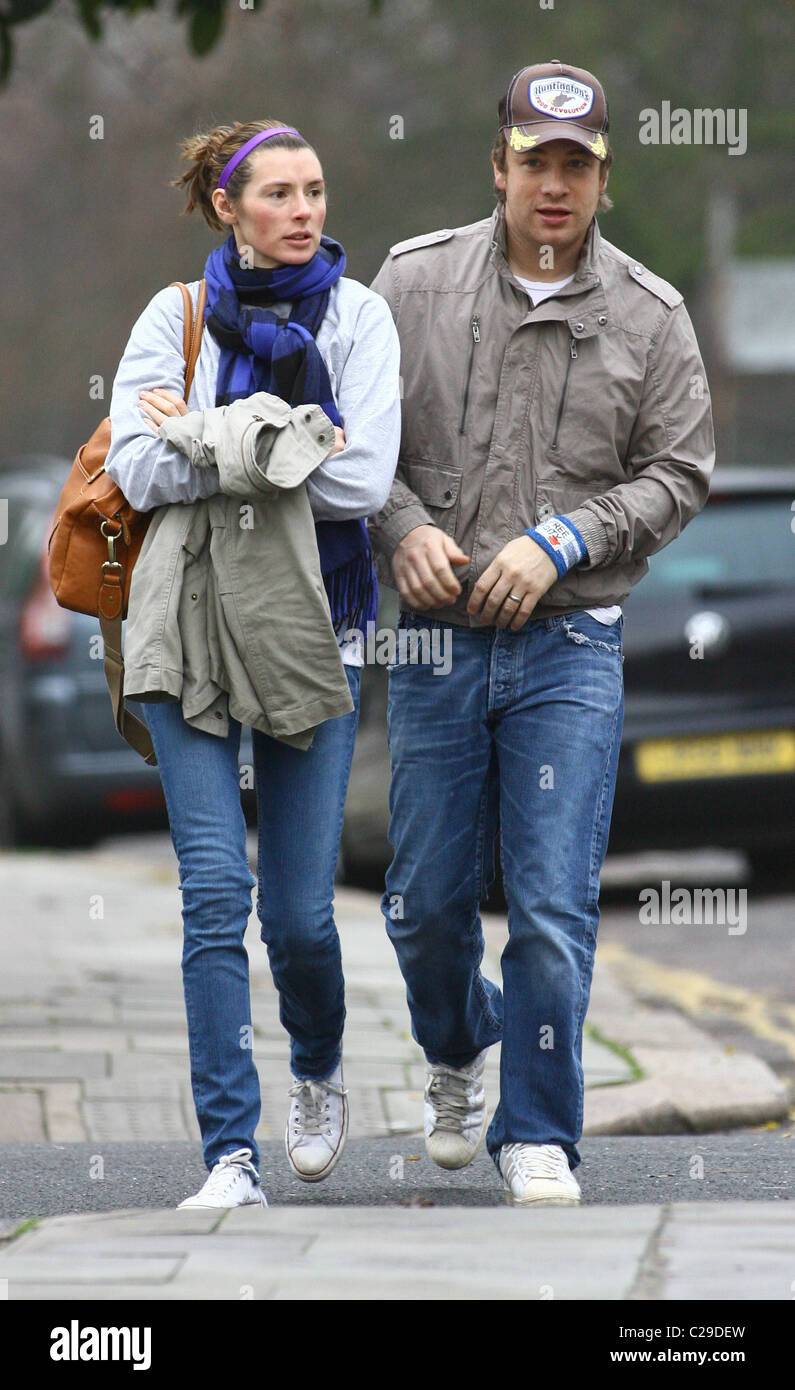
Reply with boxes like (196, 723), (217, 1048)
(634, 730), (795, 783)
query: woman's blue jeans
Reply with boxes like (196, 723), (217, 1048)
(381, 609), (624, 1172)
(143, 665), (361, 1174)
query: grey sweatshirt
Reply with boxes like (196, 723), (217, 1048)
(104, 275), (402, 658)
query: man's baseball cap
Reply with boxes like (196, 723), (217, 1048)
(498, 60), (610, 161)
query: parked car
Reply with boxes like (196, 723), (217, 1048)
(340, 468), (795, 887)
(0, 455), (165, 846)
(0, 455), (256, 847)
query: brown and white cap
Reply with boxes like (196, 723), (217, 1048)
(498, 60), (610, 161)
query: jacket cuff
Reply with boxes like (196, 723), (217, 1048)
(565, 506), (611, 569)
(367, 500), (434, 558)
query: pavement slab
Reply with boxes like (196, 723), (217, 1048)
(655, 1203), (795, 1301)
(0, 1203), (662, 1300)
(0, 848), (789, 1160)
(0, 1090), (46, 1142)
(2, 1200), (793, 1300)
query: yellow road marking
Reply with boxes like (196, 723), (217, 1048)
(597, 941), (795, 1061)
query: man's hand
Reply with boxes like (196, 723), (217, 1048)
(467, 535), (558, 629)
(392, 524), (470, 609)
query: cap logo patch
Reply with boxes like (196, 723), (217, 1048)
(528, 76), (594, 120)
(509, 127), (539, 150)
(588, 132), (607, 158)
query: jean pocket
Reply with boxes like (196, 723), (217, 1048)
(388, 614), (451, 673)
(559, 611), (624, 656)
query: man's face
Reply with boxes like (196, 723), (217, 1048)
(492, 138), (607, 265)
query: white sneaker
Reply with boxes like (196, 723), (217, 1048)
(424, 1049), (488, 1169)
(285, 1063), (348, 1183)
(499, 1143), (581, 1206)
(177, 1147), (268, 1210)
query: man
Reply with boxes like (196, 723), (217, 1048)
(367, 60), (715, 1204)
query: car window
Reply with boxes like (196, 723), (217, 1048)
(640, 497), (795, 597)
(0, 496), (51, 601)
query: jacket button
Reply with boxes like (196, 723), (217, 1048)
(215, 711), (223, 719)
(444, 489), (453, 500)
(191, 593), (198, 600)
(598, 314), (607, 325)
(574, 322), (584, 332)
(634, 263), (644, 274)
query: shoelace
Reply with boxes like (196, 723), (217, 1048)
(201, 1148), (260, 1198)
(425, 1066), (480, 1132)
(504, 1143), (567, 1183)
(288, 1079), (347, 1138)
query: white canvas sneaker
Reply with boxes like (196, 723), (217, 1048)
(499, 1143), (581, 1205)
(285, 1064), (348, 1182)
(424, 1048), (489, 1169)
(177, 1147), (268, 1210)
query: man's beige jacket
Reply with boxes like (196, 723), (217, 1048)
(122, 392), (355, 749)
(368, 205), (716, 622)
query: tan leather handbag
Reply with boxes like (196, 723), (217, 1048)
(47, 279), (206, 766)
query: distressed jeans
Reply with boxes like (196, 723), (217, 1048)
(143, 664), (360, 1173)
(381, 609), (624, 1170)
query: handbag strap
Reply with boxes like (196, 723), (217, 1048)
(170, 278), (206, 398)
(100, 277), (206, 767)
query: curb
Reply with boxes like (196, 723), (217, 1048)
(584, 958), (790, 1134)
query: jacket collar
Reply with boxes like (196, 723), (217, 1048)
(489, 201), (602, 296)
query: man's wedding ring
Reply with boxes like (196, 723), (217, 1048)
(507, 593), (522, 603)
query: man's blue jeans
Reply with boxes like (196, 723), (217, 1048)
(381, 609), (624, 1171)
(143, 665), (360, 1174)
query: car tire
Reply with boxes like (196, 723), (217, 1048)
(0, 785), (21, 849)
(747, 847), (795, 891)
(0, 750), (100, 850)
(0, 744), (26, 849)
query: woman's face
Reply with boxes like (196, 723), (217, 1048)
(213, 145), (327, 268)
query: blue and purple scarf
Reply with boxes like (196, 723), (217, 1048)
(203, 231), (377, 637)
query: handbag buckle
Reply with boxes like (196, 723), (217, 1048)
(100, 518), (123, 565)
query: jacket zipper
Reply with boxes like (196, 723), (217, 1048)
(459, 314), (481, 434)
(550, 336), (578, 450)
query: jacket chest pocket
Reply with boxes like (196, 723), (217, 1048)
(401, 459), (462, 536)
(534, 321), (642, 512)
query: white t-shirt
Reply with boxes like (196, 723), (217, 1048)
(514, 273), (621, 627)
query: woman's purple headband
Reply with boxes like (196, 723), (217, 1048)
(217, 127), (303, 190)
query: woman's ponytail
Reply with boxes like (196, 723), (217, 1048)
(171, 120), (312, 233)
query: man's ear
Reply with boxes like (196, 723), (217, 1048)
(492, 154), (506, 193)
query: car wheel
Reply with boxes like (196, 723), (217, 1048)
(747, 847), (795, 891)
(336, 832), (389, 892)
(0, 783), (21, 848)
(0, 744), (26, 849)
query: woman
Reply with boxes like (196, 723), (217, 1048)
(103, 120), (401, 1208)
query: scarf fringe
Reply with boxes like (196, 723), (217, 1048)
(325, 551), (378, 638)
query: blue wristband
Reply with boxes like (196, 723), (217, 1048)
(525, 514), (587, 578)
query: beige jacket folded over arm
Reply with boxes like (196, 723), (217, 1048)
(122, 391), (355, 750)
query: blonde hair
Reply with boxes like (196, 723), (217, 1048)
(171, 120), (315, 233)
